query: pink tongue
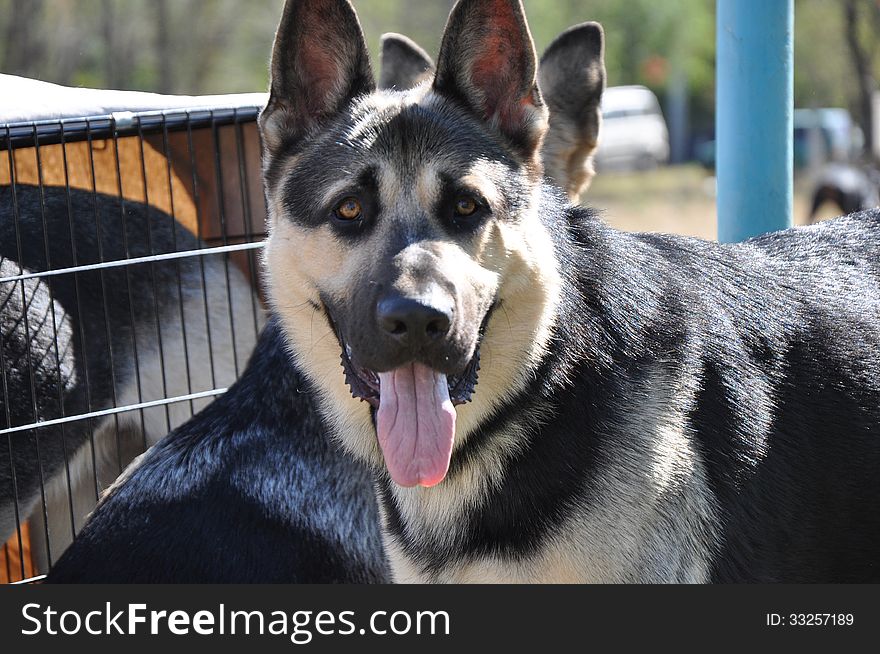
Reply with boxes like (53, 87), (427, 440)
(376, 362), (456, 488)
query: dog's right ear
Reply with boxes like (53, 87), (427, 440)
(432, 0), (548, 164)
(259, 0), (375, 156)
(539, 22), (606, 201)
(379, 33), (435, 91)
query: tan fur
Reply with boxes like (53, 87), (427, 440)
(542, 121), (601, 202)
(263, 206), (377, 462)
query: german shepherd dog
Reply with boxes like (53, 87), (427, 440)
(54, 0), (880, 585)
(1, 185), (258, 559)
(255, 0), (878, 583)
(46, 9), (605, 582)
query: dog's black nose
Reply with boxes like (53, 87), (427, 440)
(377, 294), (452, 346)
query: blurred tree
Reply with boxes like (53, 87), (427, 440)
(2, 0), (48, 81)
(0, 0), (875, 163)
(843, 0), (879, 161)
(156, 0), (172, 93)
(101, 0), (121, 88)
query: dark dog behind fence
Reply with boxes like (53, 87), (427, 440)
(1, 101), (268, 582)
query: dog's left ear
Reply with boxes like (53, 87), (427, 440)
(539, 22), (606, 200)
(433, 0), (548, 162)
(259, 0), (374, 156)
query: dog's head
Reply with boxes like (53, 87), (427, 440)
(260, 0), (562, 488)
(379, 22), (606, 202)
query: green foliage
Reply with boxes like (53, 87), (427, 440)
(0, 0), (875, 147)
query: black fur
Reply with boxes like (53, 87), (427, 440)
(432, 0), (546, 159)
(47, 201), (880, 583)
(809, 164), (879, 222)
(46, 318), (389, 583)
(539, 22), (605, 131)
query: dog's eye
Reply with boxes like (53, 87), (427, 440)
(454, 196), (478, 217)
(335, 197), (362, 221)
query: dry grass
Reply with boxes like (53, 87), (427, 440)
(582, 164), (844, 240)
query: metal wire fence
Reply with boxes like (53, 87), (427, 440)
(1, 101), (267, 582)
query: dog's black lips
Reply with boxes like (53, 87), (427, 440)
(339, 344), (480, 408)
(328, 305), (495, 408)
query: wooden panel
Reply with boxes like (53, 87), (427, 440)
(0, 136), (199, 235)
(0, 523), (35, 583)
(146, 122), (267, 288)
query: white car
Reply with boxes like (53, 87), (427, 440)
(595, 85), (670, 171)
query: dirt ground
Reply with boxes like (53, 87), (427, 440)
(583, 164), (844, 240)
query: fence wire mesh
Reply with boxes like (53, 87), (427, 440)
(1, 103), (267, 582)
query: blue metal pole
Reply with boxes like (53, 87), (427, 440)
(716, 0), (794, 243)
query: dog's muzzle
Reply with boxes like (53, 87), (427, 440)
(328, 294), (488, 489)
